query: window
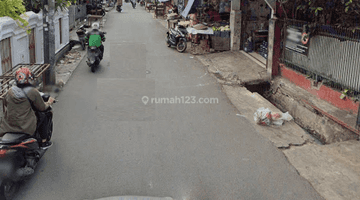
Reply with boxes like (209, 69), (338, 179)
(29, 28), (36, 64)
(0, 38), (12, 74)
(59, 18), (62, 44)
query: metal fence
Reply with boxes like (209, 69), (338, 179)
(281, 19), (360, 93)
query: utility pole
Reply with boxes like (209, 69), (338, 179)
(43, 0), (56, 90)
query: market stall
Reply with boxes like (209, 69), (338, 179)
(163, 0), (232, 53)
(187, 25), (214, 54)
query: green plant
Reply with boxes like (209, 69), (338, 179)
(340, 89), (350, 99)
(0, 0), (29, 33)
(1, 0), (77, 34)
(289, 0), (360, 30)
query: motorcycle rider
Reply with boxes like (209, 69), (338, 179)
(85, 22), (106, 60)
(0, 67), (55, 148)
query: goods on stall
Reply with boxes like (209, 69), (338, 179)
(193, 24), (208, 30)
(178, 21), (191, 27)
(167, 13), (178, 20)
(212, 25), (230, 31)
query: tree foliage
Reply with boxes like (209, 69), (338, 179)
(280, 0), (360, 30)
(0, 0), (29, 31)
(24, 0), (77, 13)
(0, 0), (76, 34)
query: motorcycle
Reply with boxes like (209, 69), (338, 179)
(76, 25), (87, 50)
(0, 93), (56, 200)
(131, 1), (136, 9)
(166, 24), (188, 53)
(86, 1), (106, 16)
(116, 4), (122, 12)
(86, 32), (107, 73)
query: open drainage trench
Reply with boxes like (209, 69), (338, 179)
(243, 81), (324, 146)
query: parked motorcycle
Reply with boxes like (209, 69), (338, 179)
(166, 24), (188, 53)
(140, 0), (145, 6)
(76, 25), (87, 50)
(116, 4), (122, 12)
(86, 32), (107, 72)
(0, 93), (55, 200)
(131, 0), (136, 9)
(86, 1), (106, 16)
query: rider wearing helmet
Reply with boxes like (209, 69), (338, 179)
(85, 22), (106, 60)
(0, 67), (55, 148)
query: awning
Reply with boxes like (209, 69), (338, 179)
(158, 0), (170, 2)
(180, 0), (195, 18)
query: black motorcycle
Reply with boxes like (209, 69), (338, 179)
(76, 25), (87, 50)
(130, 0), (136, 9)
(116, 4), (122, 12)
(0, 93), (55, 200)
(86, 32), (107, 72)
(166, 24), (188, 53)
(86, 1), (106, 16)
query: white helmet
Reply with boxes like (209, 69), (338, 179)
(92, 22), (100, 30)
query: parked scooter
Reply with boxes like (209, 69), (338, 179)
(86, 32), (107, 72)
(76, 25), (87, 50)
(86, 0), (106, 16)
(116, 4), (122, 12)
(0, 93), (56, 200)
(166, 23), (188, 53)
(130, 0), (136, 9)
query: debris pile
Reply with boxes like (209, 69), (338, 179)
(57, 51), (82, 66)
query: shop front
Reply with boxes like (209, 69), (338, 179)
(241, 0), (272, 65)
(165, 0), (233, 53)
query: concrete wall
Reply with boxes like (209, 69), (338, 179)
(269, 76), (359, 144)
(75, 4), (87, 20)
(0, 12), (43, 74)
(68, 5), (76, 29)
(54, 9), (70, 54)
(0, 10), (69, 75)
(66, 4), (87, 30)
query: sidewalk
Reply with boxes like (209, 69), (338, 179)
(196, 48), (360, 200)
(153, 11), (360, 200)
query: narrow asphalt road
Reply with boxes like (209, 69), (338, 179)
(14, 3), (324, 200)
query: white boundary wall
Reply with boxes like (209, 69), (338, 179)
(0, 9), (69, 75)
